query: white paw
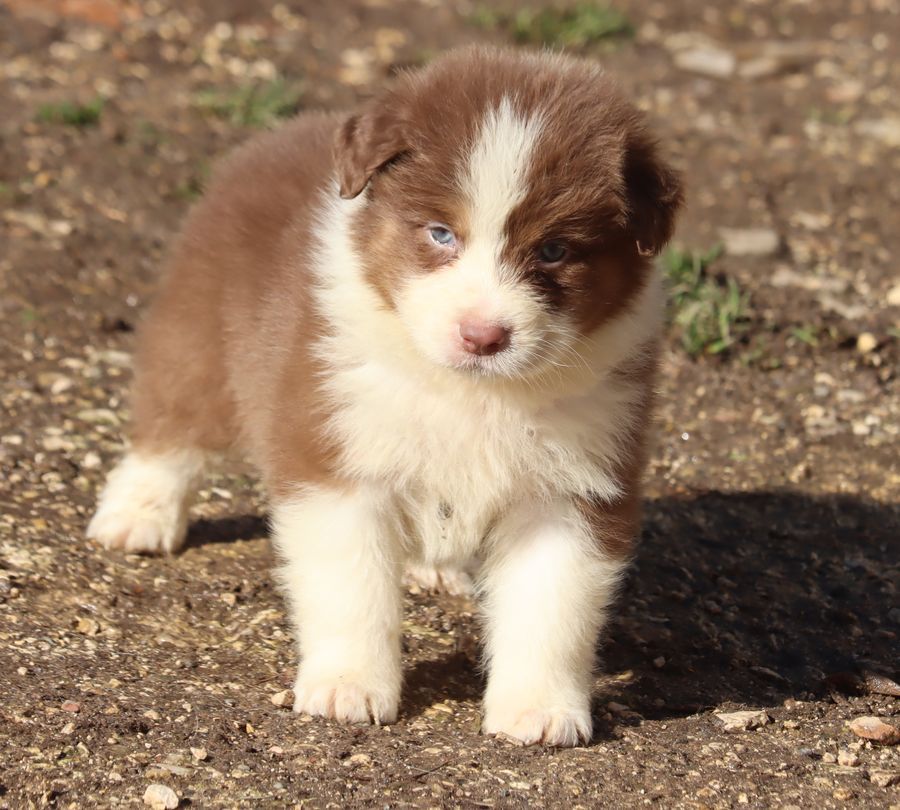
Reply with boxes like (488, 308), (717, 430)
(293, 673), (399, 725)
(483, 702), (592, 747)
(87, 498), (187, 554)
(403, 561), (474, 596)
(86, 452), (201, 555)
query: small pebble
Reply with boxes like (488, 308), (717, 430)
(869, 771), (899, 788)
(82, 451), (102, 470)
(856, 333), (878, 354)
(190, 747), (208, 761)
(75, 617), (101, 636)
(343, 753), (372, 767)
(849, 716), (899, 745)
(61, 700), (81, 713)
(832, 787), (854, 801)
(143, 783), (179, 809)
(270, 689), (294, 708)
(719, 227), (780, 257)
(674, 46), (736, 79)
(837, 749), (860, 767)
(715, 710), (770, 732)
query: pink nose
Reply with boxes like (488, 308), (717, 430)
(459, 320), (511, 356)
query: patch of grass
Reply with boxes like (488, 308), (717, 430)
(21, 306), (39, 324)
(471, 3), (632, 49)
(806, 106), (853, 126)
(662, 245), (749, 357)
(195, 77), (302, 127)
(790, 325), (819, 347)
(37, 97), (104, 128)
(136, 120), (167, 147)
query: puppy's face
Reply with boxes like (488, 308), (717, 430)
(336, 49), (682, 379)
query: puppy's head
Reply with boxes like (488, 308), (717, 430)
(335, 47), (683, 379)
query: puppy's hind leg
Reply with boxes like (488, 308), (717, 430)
(88, 272), (236, 555)
(88, 449), (206, 555)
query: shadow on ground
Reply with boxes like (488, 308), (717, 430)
(186, 513), (268, 548)
(606, 491), (899, 720)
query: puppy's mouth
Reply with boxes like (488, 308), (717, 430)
(447, 338), (546, 380)
(452, 352), (511, 377)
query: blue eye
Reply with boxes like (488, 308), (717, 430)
(538, 241), (568, 264)
(428, 225), (456, 247)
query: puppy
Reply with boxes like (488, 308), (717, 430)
(88, 46), (682, 746)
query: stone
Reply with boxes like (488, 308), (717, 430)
(343, 753), (372, 767)
(270, 689), (294, 708)
(736, 41), (820, 79)
(854, 117), (900, 148)
(143, 784), (179, 809)
(75, 617), (101, 635)
(719, 227), (780, 257)
(869, 771), (899, 788)
(674, 46), (736, 79)
(856, 333), (878, 354)
(715, 710), (771, 731)
(832, 788), (854, 801)
(837, 749), (860, 767)
(849, 716), (899, 744)
(82, 451), (102, 470)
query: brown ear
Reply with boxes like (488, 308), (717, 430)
(623, 133), (684, 256)
(334, 107), (409, 199)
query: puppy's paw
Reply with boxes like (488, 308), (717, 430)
(403, 561), (474, 596)
(87, 453), (199, 555)
(87, 500), (187, 554)
(483, 702), (592, 747)
(293, 674), (399, 725)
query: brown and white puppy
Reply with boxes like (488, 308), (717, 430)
(88, 47), (682, 746)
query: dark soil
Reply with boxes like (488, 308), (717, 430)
(1, 1), (898, 807)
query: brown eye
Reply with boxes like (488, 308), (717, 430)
(538, 241), (568, 264)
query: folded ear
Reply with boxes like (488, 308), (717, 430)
(623, 132), (684, 256)
(334, 104), (409, 199)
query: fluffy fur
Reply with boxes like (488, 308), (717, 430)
(87, 46), (682, 746)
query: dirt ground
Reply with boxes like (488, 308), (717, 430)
(1, 0), (898, 807)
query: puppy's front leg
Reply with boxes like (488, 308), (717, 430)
(481, 498), (628, 746)
(272, 486), (403, 725)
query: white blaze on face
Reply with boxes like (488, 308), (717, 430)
(463, 97), (544, 270)
(396, 98), (556, 377)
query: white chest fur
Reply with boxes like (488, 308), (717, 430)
(327, 359), (642, 562)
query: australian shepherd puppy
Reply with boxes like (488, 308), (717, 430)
(88, 46), (682, 746)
